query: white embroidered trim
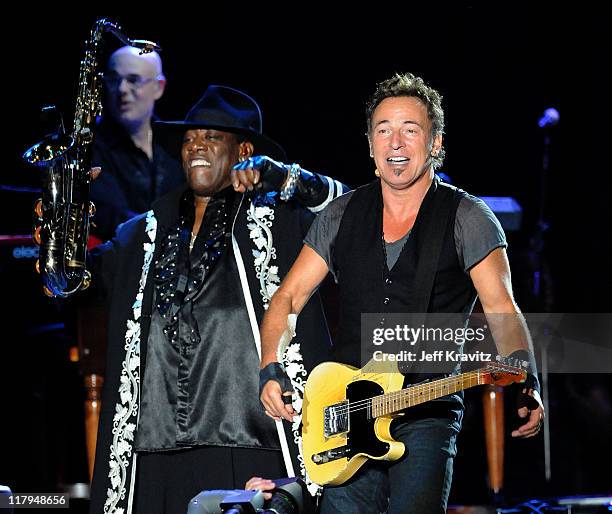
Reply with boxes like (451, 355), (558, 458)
(104, 211), (156, 514)
(246, 203), (280, 309)
(246, 200), (321, 494)
(280, 331), (323, 497)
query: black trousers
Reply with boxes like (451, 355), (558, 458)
(133, 446), (286, 514)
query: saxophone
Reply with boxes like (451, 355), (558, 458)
(23, 18), (160, 297)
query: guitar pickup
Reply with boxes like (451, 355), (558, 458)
(312, 445), (350, 464)
(324, 401), (349, 437)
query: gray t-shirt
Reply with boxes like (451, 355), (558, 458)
(304, 189), (507, 280)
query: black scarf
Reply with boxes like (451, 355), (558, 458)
(154, 188), (233, 345)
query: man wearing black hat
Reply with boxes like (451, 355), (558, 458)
(88, 85), (346, 514)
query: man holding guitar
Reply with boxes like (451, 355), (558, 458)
(259, 73), (544, 513)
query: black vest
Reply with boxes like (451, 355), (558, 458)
(332, 178), (478, 374)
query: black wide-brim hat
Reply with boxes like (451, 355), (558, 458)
(154, 85), (286, 162)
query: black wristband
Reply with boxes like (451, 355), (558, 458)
(508, 349), (540, 394)
(259, 362), (293, 398)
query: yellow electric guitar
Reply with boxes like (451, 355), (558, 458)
(301, 357), (526, 486)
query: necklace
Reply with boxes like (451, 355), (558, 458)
(381, 232), (389, 283)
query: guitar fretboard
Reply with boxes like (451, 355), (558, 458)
(371, 369), (485, 418)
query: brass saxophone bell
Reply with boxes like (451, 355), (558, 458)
(43, 286), (55, 298)
(23, 135), (74, 166)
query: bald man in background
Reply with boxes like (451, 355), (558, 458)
(91, 45), (184, 241)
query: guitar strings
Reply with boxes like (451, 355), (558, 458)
(327, 365), (521, 417)
(329, 369), (483, 416)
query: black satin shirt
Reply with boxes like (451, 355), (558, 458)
(135, 190), (279, 451)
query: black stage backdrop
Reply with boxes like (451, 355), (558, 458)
(1, 4), (610, 507)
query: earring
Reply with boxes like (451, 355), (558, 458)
(374, 169), (380, 177)
(239, 156), (246, 163)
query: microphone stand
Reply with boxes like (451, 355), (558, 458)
(531, 115), (557, 483)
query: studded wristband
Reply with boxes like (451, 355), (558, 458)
(280, 163), (300, 201)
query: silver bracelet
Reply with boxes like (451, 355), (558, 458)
(280, 163), (301, 201)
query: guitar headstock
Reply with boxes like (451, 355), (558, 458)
(481, 356), (527, 386)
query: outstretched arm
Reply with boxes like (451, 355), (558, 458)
(231, 156), (348, 210)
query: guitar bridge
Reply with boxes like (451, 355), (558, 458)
(324, 401), (349, 437)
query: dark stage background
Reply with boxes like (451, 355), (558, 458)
(1, 5), (610, 509)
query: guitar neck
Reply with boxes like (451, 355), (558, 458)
(371, 369), (487, 418)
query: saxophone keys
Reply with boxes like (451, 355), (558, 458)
(81, 270), (92, 291)
(32, 226), (42, 245)
(89, 167), (102, 181)
(34, 198), (43, 219)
